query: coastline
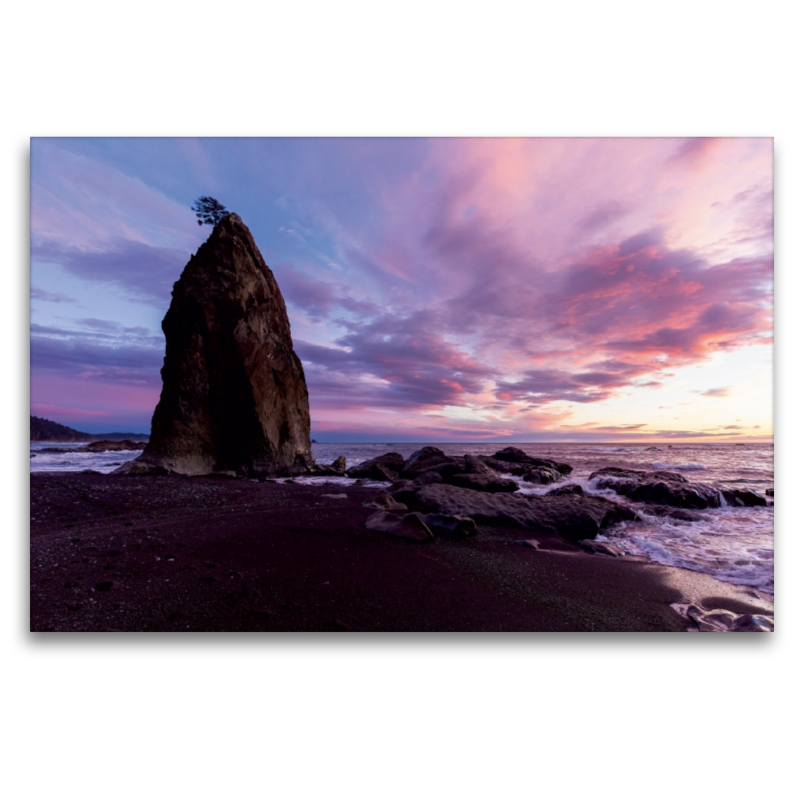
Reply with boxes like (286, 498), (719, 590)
(30, 473), (773, 632)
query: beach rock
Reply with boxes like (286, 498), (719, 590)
(579, 539), (626, 557)
(121, 214), (313, 476)
(85, 439), (147, 452)
(521, 467), (561, 485)
(515, 538), (541, 549)
(346, 452), (405, 481)
(365, 511), (434, 542)
(313, 455), (347, 477)
(639, 505), (706, 522)
(386, 475), (442, 508)
(477, 456), (529, 477)
(682, 604), (774, 632)
(446, 472), (519, 493)
(721, 489), (767, 507)
(417, 513), (478, 539)
(117, 460), (169, 476)
(547, 484), (584, 497)
(441, 454), (519, 493)
(362, 494), (409, 513)
(400, 447), (465, 479)
(590, 467), (722, 509)
(410, 471), (443, 487)
(491, 447), (573, 475)
(413, 483), (636, 543)
(766, 488), (774, 497)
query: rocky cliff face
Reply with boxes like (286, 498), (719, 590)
(128, 214), (313, 476)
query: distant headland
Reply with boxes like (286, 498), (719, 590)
(30, 415), (150, 443)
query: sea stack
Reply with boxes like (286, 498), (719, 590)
(124, 214), (313, 476)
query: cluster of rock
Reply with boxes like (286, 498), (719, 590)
(589, 467), (767, 508)
(346, 445), (571, 488)
(37, 440), (147, 454)
(353, 446), (635, 546)
(349, 446), (770, 549)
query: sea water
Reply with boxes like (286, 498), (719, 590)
(30, 440), (774, 595)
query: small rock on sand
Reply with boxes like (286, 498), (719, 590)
(365, 511), (433, 542)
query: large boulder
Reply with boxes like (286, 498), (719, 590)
(521, 467), (562, 485)
(346, 452), (405, 481)
(413, 483), (636, 543)
(313, 455), (347, 477)
(400, 447), (465, 479)
(443, 454), (519, 493)
(721, 488), (768, 507)
(491, 447), (573, 475)
(120, 214), (313, 476)
(589, 467), (723, 509)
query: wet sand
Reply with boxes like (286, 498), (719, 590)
(30, 473), (773, 632)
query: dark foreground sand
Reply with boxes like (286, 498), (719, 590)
(30, 473), (773, 632)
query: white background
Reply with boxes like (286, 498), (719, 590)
(4, 2), (796, 798)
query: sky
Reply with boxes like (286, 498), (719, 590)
(30, 137), (773, 442)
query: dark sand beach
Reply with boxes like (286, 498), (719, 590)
(30, 473), (773, 632)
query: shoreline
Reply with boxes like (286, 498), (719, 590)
(30, 473), (773, 632)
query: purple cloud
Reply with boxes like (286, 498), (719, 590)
(32, 237), (191, 304)
(31, 286), (77, 304)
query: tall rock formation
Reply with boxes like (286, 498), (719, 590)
(124, 214), (313, 476)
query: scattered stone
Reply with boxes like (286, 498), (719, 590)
(678, 603), (774, 632)
(515, 538), (541, 549)
(365, 511), (434, 542)
(417, 513), (477, 539)
(765, 488), (774, 497)
(93, 581), (113, 592)
(547, 484), (584, 497)
(579, 540), (626, 557)
(362, 494), (409, 512)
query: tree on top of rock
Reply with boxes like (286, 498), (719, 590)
(192, 196), (230, 226)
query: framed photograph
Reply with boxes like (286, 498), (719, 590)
(30, 137), (773, 632)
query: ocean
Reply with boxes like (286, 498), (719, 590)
(30, 441), (774, 595)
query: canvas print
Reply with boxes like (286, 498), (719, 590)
(30, 137), (774, 632)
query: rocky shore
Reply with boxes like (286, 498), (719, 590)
(30, 464), (773, 632)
